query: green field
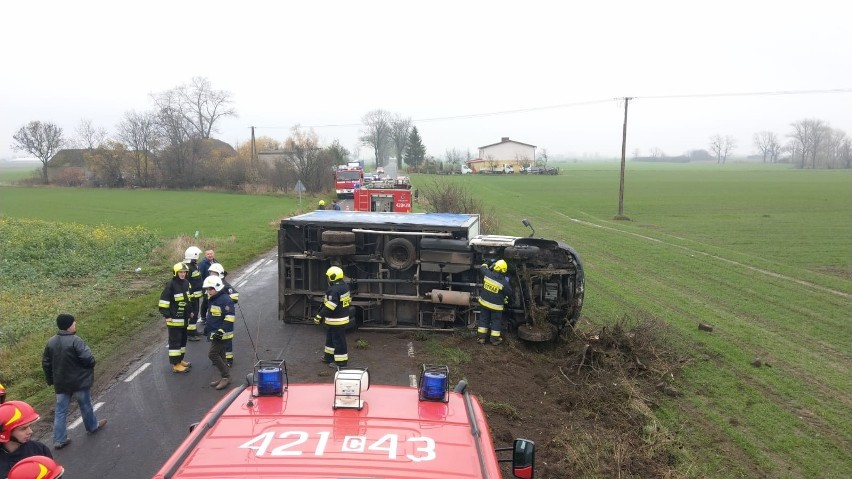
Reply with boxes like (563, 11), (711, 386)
(1, 162), (850, 478)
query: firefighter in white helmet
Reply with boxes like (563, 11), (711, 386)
(202, 276), (235, 390)
(314, 266), (351, 368)
(183, 246), (203, 340)
(201, 263), (239, 366)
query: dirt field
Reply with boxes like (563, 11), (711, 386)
(405, 318), (688, 479)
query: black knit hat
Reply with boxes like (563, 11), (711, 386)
(56, 314), (75, 331)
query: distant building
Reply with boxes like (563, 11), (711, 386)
(467, 137), (536, 173)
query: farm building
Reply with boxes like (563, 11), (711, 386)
(467, 137), (536, 173)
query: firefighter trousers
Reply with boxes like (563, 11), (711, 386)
(323, 325), (348, 366)
(167, 324), (187, 365)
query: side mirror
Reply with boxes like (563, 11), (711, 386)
(512, 438), (535, 479)
(521, 219), (535, 238)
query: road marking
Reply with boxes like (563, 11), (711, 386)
(407, 342), (418, 387)
(124, 362), (150, 382)
(69, 402), (104, 430)
(407, 341), (415, 357)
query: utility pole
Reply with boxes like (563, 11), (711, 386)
(250, 126), (257, 165)
(617, 97), (632, 219)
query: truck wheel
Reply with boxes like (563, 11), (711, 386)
(504, 245), (540, 260)
(383, 238), (416, 271)
(321, 244), (356, 256)
(322, 230), (356, 244)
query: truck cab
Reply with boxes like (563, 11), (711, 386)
(153, 362), (535, 479)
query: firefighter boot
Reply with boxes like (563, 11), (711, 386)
(180, 360), (192, 368)
(172, 363), (190, 373)
(214, 377), (232, 390)
(490, 336), (503, 346)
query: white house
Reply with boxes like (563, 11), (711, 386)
(469, 137), (536, 173)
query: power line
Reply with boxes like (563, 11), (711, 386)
(254, 87), (852, 130)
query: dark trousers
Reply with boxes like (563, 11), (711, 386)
(323, 325), (348, 366)
(477, 308), (503, 339)
(208, 339), (230, 378)
(167, 325), (186, 365)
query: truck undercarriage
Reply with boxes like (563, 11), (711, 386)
(279, 211), (584, 340)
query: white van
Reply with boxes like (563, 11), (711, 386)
(460, 165), (472, 174)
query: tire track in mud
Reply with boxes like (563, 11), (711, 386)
(563, 213), (849, 299)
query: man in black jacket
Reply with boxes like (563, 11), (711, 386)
(42, 314), (107, 449)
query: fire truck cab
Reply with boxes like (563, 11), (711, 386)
(334, 164), (365, 198)
(153, 362), (535, 479)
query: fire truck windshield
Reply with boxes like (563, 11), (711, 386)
(337, 171), (361, 180)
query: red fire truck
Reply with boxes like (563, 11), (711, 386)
(352, 180), (413, 213)
(152, 362), (535, 479)
(334, 163), (365, 198)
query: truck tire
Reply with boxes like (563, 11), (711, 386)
(322, 230), (356, 244)
(504, 245), (540, 260)
(383, 238), (416, 271)
(321, 243), (356, 256)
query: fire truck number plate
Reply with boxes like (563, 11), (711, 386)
(239, 431), (437, 462)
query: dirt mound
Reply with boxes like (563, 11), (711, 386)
(418, 316), (686, 478)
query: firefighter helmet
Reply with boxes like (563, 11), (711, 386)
(318, 200), (326, 207)
(203, 276), (224, 292)
(208, 263), (225, 276)
(492, 259), (508, 274)
(173, 262), (189, 276)
(0, 400), (40, 443)
(185, 246), (202, 261)
(326, 266), (344, 282)
(7, 455), (64, 479)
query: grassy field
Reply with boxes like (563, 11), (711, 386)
(1, 162), (850, 477)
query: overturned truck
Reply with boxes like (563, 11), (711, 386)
(278, 211), (584, 341)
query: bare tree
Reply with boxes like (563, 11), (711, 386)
(445, 148), (464, 171)
(360, 109), (392, 167)
(75, 119), (109, 150)
(537, 148), (549, 167)
(631, 148), (640, 159)
(153, 77), (237, 140)
(389, 114), (411, 169)
(709, 134), (735, 163)
(753, 131), (779, 163)
(11, 120), (65, 184)
(116, 111), (159, 187)
(282, 126), (334, 192)
(484, 154), (498, 172)
(85, 140), (128, 187)
(649, 147), (665, 159)
(788, 119), (829, 169)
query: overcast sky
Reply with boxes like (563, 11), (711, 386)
(2, 0), (849, 161)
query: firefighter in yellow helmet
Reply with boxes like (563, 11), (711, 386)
(314, 266), (351, 367)
(476, 259), (513, 345)
(317, 199), (326, 210)
(159, 263), (194, 373)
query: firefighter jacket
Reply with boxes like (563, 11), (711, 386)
(159, 277), (194, 327)
(317, 280), (351, 326)
(477, 265), (513, 311)
(187, 261), (203, 302)
(203, 290), (235, 341)
(42, 330), (95, 394)
(200, 278), (239, 318)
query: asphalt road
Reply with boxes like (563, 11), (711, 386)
(46, 250), (423, 478)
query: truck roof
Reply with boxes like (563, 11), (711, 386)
(153, 383), (502, 479)
(284, 211), (480, 231)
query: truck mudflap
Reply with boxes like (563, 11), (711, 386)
(279, 212), (583, 339)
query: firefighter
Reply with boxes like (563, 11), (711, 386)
(7, 455), (64, 479)
(314, 266), (351, 368)
(203, 263), (239, 366)
(202, 276), (235, 390)
(317, 199), (326, 210)
(0, 401), (52, 477)
(476, 259), (513, 345)
(184, 246), (203, 341)
(159, 262), (193, 373)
